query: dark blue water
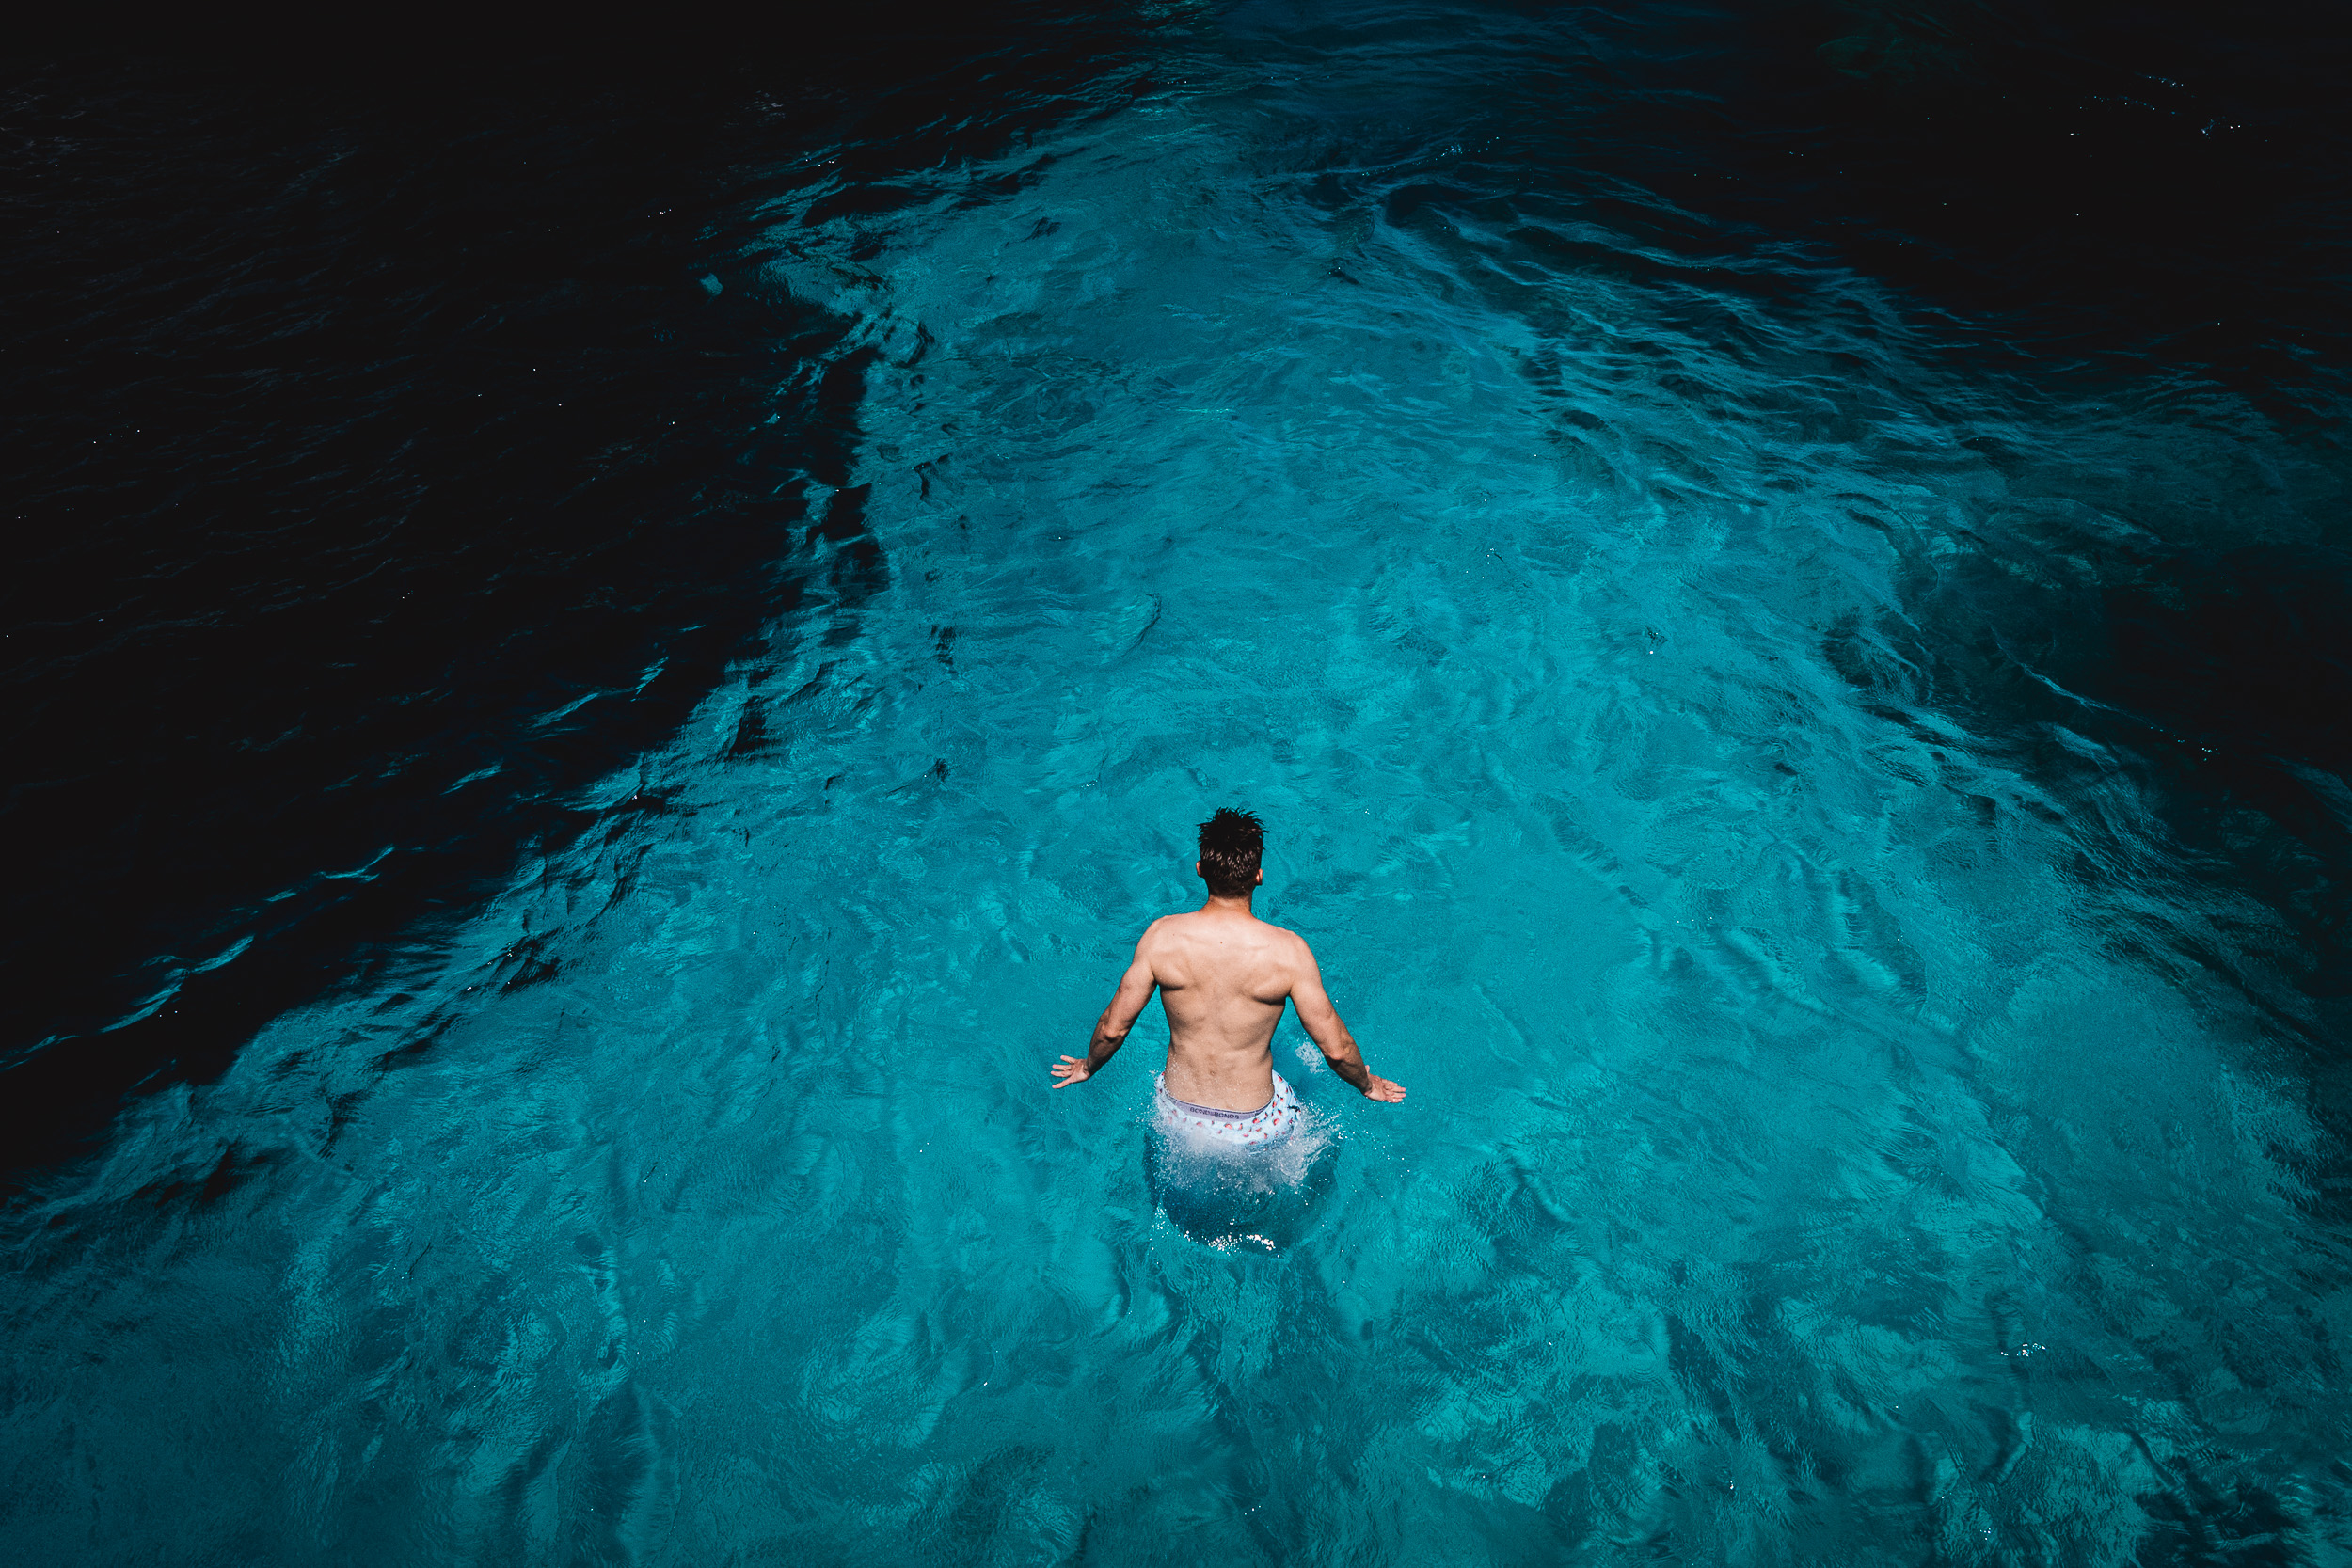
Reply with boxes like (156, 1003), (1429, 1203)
(6, 8), (2350, 1562)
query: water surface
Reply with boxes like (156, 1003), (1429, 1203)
(5, 6), (2350, 1563)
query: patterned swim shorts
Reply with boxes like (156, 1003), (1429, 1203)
(1154, 1071), (1302, 1149)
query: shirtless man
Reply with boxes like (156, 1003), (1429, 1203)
(1051, 808), (1405, 1144)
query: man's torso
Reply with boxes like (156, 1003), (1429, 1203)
(1142, 909), (1300, 1111)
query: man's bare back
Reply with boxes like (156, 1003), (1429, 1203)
(1049, 811), (1406, 1111)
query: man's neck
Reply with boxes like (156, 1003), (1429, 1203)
(1199, 892), (1255, 918)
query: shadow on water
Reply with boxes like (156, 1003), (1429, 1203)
(1710, 0), (2351, 407)
(1846, 521), (2352, 1010)
(1827, 499), (2352, 1227)
(0, 19), (1158, 1186)
(1233, 0), (2348, 412)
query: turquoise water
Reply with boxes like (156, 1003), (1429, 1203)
(8, 18), (2352, 1566)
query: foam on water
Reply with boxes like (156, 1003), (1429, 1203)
(6, 24), (2350, 1568)
(1146, 1061), (1338, 1252)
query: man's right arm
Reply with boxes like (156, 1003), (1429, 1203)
(1287, 937), (1406, 1103)
(1052, 930), (1159, 1088)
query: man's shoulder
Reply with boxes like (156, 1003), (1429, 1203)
(1268, 922), (1316, 958)
(1138, 910), (1300, 945)
(1238, 917), (1314, 961)
(1135, 911), (1193, 949)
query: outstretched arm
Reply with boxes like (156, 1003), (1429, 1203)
(1288, 939), (1406, 1102)
(1053, 940), (1157, 1087)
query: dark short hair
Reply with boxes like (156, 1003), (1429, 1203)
(1197, 807), (1264, 896)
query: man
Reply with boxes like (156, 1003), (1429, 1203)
(1052, 807), (1405, 1146)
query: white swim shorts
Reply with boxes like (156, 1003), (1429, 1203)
(1154, 1071), (1302, 1149)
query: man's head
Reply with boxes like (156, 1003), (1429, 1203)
(1196, 806), (1264, 897)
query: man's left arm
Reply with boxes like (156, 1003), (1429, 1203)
(1052, 939), (1157, 1087)
(1287, 936), (1405, 1102)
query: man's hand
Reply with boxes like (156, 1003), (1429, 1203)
(1361, 1074), (1406, 1103)
(1051, 1054), (1096, 1087)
